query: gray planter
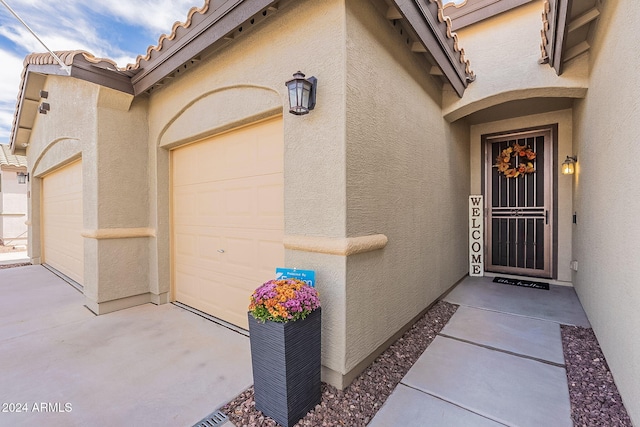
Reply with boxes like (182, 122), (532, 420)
(248, 308), (321, 427)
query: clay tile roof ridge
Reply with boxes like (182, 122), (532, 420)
(125, 0), (211, 70)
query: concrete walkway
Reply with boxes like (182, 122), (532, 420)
(0, 265), (252, 427)
(369, 276), (589, 427)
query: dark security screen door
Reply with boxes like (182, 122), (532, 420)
(485, 129), (553, 278)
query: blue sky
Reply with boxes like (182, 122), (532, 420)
(0, 0), (200, 144)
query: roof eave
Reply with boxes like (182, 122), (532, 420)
(549, 0), (572, 75)
(9, 64), (63, 155)
(9, 56), (135, 155)
(541, 0), (599, 76)
(130, 0), (279, 95)
(392, 0), (471, 97)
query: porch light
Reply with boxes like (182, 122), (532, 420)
(562, 155), (577, 175)
(285, 71), (317, 115)
(17, 172), (28, 184)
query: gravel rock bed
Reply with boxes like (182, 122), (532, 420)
(222, 300), (458, 427)
(0, 262), (30, 270)
(561, 325), (633, 426)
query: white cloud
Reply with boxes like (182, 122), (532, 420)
(0, 1), (201, 65)
(98, 0), (204, 34)
(0, 49), (23, 98)
(0, 49), (24, 143)
(0, 1), (203, 141)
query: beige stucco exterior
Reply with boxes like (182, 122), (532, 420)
(25, 75), (150, 314)
(443, 0), (589, 122)
(338, 0), (470, 380)
(13, 0), (468, 389)
(446, 0), (639, 422)
(12, 0), (640, 421)
(570, 0), (640, 422)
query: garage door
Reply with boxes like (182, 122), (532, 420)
(172, 117), (284, 329)
(41, 160), (84, 285)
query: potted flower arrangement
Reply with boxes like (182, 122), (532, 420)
(247, 278), (321, 427)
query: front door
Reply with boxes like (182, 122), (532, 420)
(484, 128), (553, 278)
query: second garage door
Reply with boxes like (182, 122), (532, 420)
(171, 117), (284, 329)
(41, 160), (84, 285)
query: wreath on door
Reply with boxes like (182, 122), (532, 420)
(494, 143), (537, 178)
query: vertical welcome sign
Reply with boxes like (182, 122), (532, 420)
(469, 195), (484, 276)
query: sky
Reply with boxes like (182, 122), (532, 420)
(0, 0), (201, 145)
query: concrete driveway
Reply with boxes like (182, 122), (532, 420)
(0, 265), (252, 426)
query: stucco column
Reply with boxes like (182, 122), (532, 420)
(83, 89), (154, 314)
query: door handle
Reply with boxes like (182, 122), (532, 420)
(217, 249), (225, 253)
(545, 210), (548, 225)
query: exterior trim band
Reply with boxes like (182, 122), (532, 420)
(82, 227), (156, 240)
(283, 234), (388, 256)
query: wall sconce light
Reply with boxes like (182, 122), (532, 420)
(285, 71), (317, 115)
(17, 172), (29, 184)
(562, 155), (577, 175)
(38, 102), (50, 114)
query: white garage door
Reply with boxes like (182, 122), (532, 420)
(172, 117), (284, 329)
(42, 160), (84, 285)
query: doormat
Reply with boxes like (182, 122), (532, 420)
(493, 276), (549, 290)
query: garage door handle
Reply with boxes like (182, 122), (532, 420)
(217, 249), (225, 253)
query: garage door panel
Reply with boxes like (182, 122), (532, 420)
(172, 117), (284, 329)
(42, 160), (84, 285)
(173, 192), (198, 218)
(258, 240), (286, 271)
(173, 121), (283, 187)
(175, 229), (283, 279)
(173, 178), (283, 230)
(258, 182), (285, 217)
(174, 232), (198, 256)
(198, 272), (261, 329)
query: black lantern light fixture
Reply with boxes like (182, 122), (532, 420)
(17, 172), (28, 184)
(562, 155), (577, 175)
(285, 71), (317, 115)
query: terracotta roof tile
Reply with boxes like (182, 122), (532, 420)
(0, 144), (27, 168)
(433, 0), (475, 80)
(125, 0), (211, 70)
(539, 0), (551, 63)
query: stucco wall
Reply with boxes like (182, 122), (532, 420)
(342, 0), (470, 374)
(571, 0), (640, 422)
(147, 0), (348, 381)
(27, 76), (95, 266)
(443, 0), (589, 122)
(469, 110), (574, 283)
(0, 170), (28, 244)
(25, 75), (151, 313)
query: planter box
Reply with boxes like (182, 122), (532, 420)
(248, 308), (322, 427)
